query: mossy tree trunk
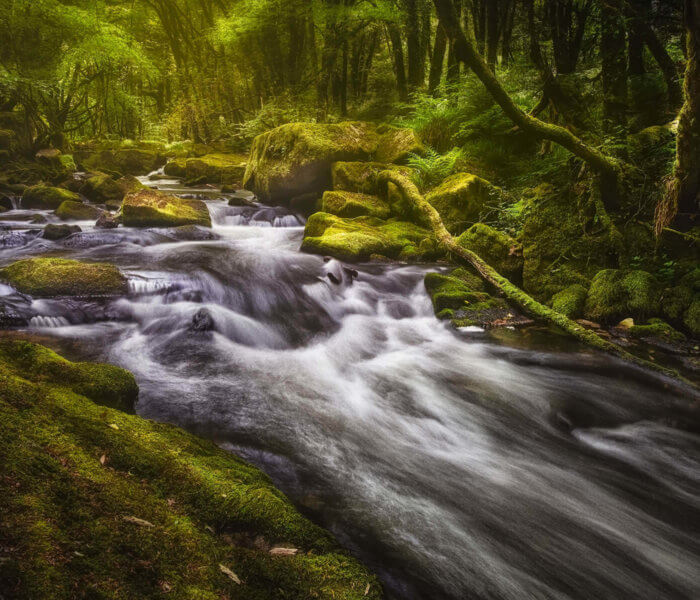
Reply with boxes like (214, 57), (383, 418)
(432, 0), (623, 207)
(659, 0), (700, 232)
(429, 25), (448, 94)
(378, 170), (691, 385)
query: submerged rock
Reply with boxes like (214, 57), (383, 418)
(243, 121), (423, 204)
(95, 212), (120, 229)
(121, 188), (211, 228)
(42, 223), (81, 240)
(55, 200), (103, 221)
(301, 212), (438, 262)
(22, 185), (80, 210)
(0, 257), (128, 297)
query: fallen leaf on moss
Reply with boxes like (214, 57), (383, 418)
(122, 516), (154, 528)
(269, 547), (298, 556)
(219, 563), (241, 584)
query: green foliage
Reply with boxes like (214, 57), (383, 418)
(406, 147), (463, 190)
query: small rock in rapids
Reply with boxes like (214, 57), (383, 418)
(43, 224), (81, 241)
(190, 308), (215, 332)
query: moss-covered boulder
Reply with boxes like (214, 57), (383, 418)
(55, 200), (103, 221)
(22, 186), (80, 210)
(35, 148), (63, 168)
(684, 298), (700, 337)
(425, 173), (497, 235)
(331, 161), (415, 196)
(456, 223), (523, 281)
(584, 269), (661, 324)
(163, 157), (187, 177)
(550, 284), (588, 318)
(629, 318), (686, 342)
(321, 191), (391, 219)
(374, 125), (424, 163)
(0, 339), (382, 600)
(82, 148), (165, 176)
(424, 267), (523, 328)
(301, 212), (437, 262)
(81, 173), (123, 205)
(42, 224), (81, 241)
(0, 258), (127, 297)
(244, 122), (422, 204)
(185, 153), (247, 184)
(121, 189), (211, 228)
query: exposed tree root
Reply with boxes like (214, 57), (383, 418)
(378, 170), (696, 389)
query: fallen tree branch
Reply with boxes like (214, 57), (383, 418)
(378, 170), (695, 388)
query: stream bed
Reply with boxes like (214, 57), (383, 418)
(1, 176), (699, 599)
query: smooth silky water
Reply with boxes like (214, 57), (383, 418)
(1, 177), (698, 600)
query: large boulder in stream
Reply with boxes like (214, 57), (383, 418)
(0, 258), (127, 297)
(121, 188), (212, 228)
(22, 185), (80, 210)
(243, 122), (423, 204)
(81, 148), (166, 176)
(0, 339), (382, 599)
(55, 200), (103, 221)
(301, 212), (439, 262)
(81, 174), (145, 208)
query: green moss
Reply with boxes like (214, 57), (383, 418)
(163, 157), (187, 177)
(425, 173), (497, 235)
(331, 161), (415, 196)
(82, 148), (165, 176)
(321, 191), (391, 219)
(80, 173), (123, 204)
(0, 339), (382, 599)
(301, 212), (437, 262)
(684, 297), (700, 337)
(373, 125), (424, 163)
(243, 122), (421, 204)
(55, 200), (103, 221)
(184, 153), (247, 184)
(629, 318), (686, 342)
(22, 186), (80, 210)
(424, 268), (510, 327)
(0, 258), (127, 297)
(584, 269), (661, 323)
(456, 223), (523, 281)
(121, 189), (211, 228)
(550, 284), (588, 318)
(58, 154), (76, 172)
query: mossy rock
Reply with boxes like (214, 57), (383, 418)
(521, 183), (614, 300)
(629, 318), (686, 342)
(684, 297), (700, 337)
(584, 269), (661, 324)
(424, 268), (517, 328)
(35, 148), (63, 168)
(122, 189), (211, 228)
(374, 125), (424, 163)
(163, 157), (187, 177)
(59, 154), (76, 172)
(243, 122), (422, 204)
(0, 339), (382, 600)
(550, 284), (588, 319)
(81, 174), (123, 205)
(185, 153), (247, 184)
(22, 186), (80, 210)
(0, 258), (128, 297)
(82, 148), (165, 176)
(301, 212), (437, 262)
(0, 128), (17, 153)
(331, 161), (415, 196)
(321, 191), (391, 219)
(55, 200), (103, 221)
(456, 223), (523, 281)
(425, 173), (497, 236)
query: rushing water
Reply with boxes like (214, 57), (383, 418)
(1, 176), (699, 600)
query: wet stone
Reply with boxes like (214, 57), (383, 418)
(43, 224), (81, 241)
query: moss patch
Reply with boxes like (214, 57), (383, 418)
(629, 318), (686, 342)
(331, 161), (415, 196)
(80, 174), (123, 205)
(0, 339), (382, 600)
(0, 258), (127, 297)
(301, 212), (438, 262)
(55, 200), (103, 221)
(321, 191), (391, 219)
(584, 269), (661, 324)
(425, 173), (497, 236)
(184, 153), (247, 185)
(122, 189), (211, 228)
(456, 223), (523, 281)
(22, 186), (80, 210)
(550, 284), (588, 319)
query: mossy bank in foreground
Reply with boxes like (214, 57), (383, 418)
(0, 339), (382, 600)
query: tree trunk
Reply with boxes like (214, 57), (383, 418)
(659, 0), (700, 232)
(486, 0), (500, 71)
(601, 3), (628, 136)
(429, 24), (448, 93)
(406, 0), (424, 88)
(387, 24), (409, 101)
(432, 0), (621, 184)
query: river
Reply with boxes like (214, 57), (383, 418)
(1, 175), (698, 599)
